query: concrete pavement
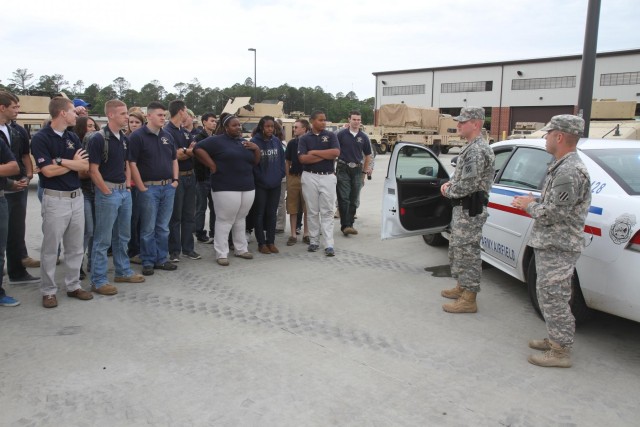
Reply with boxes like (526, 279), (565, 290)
(1, 154), (639, 426)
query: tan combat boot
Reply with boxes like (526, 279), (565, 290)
(442, 290), (477, 313)
(528, 338), (552, 351)
(441, 283), (464, 299)
(527, 340), (572, 368)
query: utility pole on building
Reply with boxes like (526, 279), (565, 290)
(248, 48), (257, 103)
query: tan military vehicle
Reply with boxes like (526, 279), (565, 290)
(365, 104), (482, 155)
(222, 97), (295, 141)
(528, 100), (640, 140)
(15, 95), (51, 136)
(507, 122), (545, 139)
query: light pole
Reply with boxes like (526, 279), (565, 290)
(248, 48), (257, 103)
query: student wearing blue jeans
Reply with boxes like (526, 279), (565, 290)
(89, 100), (145, 295)
(128, 101), (179, 276)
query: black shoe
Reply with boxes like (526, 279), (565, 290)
(154, 262), (178, 271)
(142, 265), (154, 276)
(79, 267), (86, 280)
(197, 235), (212, 243)
(8, 272), (41, 284)
(169, 252), (180, 262)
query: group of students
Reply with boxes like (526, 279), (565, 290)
(0, 90), (373, 308)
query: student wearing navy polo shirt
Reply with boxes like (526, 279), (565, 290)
(336, 110), (372, 236)
(0, 91), (21, 307)
(194, 114), (261, 266)
(251, 116), (286, 255)
(298, 111), (340, 257)
(31, 97), (93, 308)
(128, 101), (179, 276)
(89, 100), (145, 296)
(285, 119), (310, 245)
(164, 100), (200, 262)
(0, 91), (40, 288)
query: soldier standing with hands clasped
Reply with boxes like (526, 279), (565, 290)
(439, 107), (495, 314)
(512, 115), (591, 368)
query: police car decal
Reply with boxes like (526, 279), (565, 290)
(609, 213), (636, 244)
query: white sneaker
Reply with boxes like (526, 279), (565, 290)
(245, 231), (253, 243)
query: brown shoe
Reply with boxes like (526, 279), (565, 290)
(442, 290), (477, 313)
(258, 245), (271, 254)
(303, 236), (310, 244)
(441, 283), (464, 299)
(115, 274), (145, 283)
(287, 236), (297, 246)
(234, 252), (254, 260)
(217, 258), (229, 266)
(267, 244), (279, 254)
(91, 284), (118, 295)
(43, 294), (58, 308)
(22, 257), (41, 268)
(66, 288), (94, 300)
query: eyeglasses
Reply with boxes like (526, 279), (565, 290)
(293, 126), (299, 129)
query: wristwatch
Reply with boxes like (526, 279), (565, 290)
(182, 147), (188, 154)
(55, 157), (63, 166)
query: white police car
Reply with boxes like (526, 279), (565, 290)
(381, 139), (640, 323)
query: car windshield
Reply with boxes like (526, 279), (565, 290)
(582, 148), (640, 195)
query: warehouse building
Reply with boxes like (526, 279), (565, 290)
(372, 48), (640, 140)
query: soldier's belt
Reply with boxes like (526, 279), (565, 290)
(104, 181), (127, 190)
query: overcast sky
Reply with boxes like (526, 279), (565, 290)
(2, 0), (638, 100)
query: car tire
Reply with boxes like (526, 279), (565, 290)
(526, 253), (593, 324)
(422, 233), (448, 247)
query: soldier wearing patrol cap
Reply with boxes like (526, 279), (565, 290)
(440, 107), (495, 313)
(512, 114), (591, 368)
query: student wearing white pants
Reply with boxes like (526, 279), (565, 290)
(211, 190), (255, 260)
(193, 114), (261, 266)
(297, 111), (340, 257)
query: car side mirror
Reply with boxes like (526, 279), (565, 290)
(418, 166), (434, 176)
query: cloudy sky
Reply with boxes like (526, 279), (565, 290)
(1, 0), (638, 100)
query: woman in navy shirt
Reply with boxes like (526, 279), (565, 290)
(194, 114), (260, 266)
(251, 116), (286, 255)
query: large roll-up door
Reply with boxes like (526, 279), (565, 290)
(510, 106), (574, 131)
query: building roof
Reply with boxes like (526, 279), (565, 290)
(372, 48), (640, 76)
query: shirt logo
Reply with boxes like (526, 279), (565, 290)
(321, 136), (329, 143)
(357, 137), (363, 143)
(161, 137), (170, 145)
(66, 139), (75, 149)
(123, 141), (128, 150)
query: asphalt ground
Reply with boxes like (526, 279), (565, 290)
(1, 153), (639, 426)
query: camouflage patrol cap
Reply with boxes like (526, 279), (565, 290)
(454, 107), (485, 122)
(540, 114), (584, 136)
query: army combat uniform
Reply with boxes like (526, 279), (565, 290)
(526, 151), (591, 348)
(444, 134), (495, 293)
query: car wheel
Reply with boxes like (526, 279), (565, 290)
(422, 233), (447, 247)
(526, 253), (593, 324)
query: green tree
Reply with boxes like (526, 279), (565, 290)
(112, 77), (131, 98)
(8, 68), (34, 94)
(35, 74), (69, 94)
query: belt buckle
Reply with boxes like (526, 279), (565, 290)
(348, 162), (357, 168)
(70, 191), (77, 199)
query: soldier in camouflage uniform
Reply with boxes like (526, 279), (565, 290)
(512, 114), (591, 368)
(440, 107), (495, 313)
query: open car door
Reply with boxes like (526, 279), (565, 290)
(381, 143), (453, 239)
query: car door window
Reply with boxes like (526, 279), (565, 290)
(497, 147), (553, 190)
(395, 145), (442, 180)
(492, 148), (514, 181)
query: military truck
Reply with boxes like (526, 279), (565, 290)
(527, 100), (640, 140)
(15, 95), (51, 136)
(365, 104), (473, 155)
(507, 122), (545, 139)
(222, 97), (295, 141)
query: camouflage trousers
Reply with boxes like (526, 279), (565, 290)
(534, 248), (581, 348)
(448, 206), (488, 293)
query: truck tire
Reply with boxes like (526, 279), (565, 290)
(422, 233), (447, 247)
(440, 146), (450, 154)
(378, 141), (388, 154)
(526, 254), (593, 324)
